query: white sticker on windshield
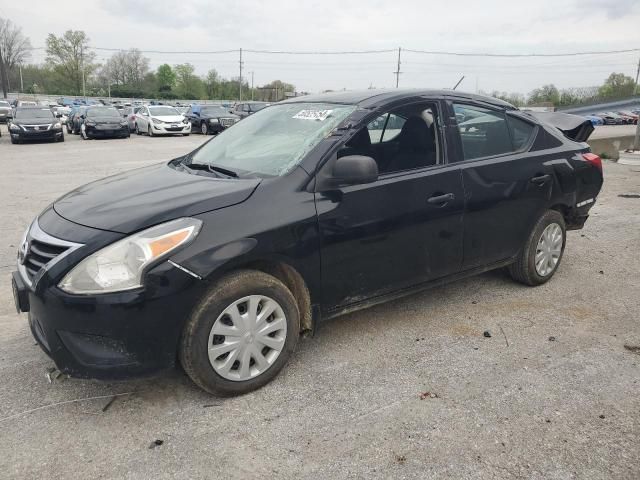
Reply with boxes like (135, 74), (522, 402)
(293, 109), (333, 121)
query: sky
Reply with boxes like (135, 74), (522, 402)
(2, 0), (640, 95)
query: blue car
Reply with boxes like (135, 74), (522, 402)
(584, 115), (604, 126)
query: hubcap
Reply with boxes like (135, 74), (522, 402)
(207, 295), (287, 381)
(201, 123), (207, 134)
(535, 223), (563, 277)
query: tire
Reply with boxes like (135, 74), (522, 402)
(135, 124), (141, 135)
(148, 125), (154, 137)
(508, 210), (566, 286)
(10, 137), (18, 144)
(180, 270), (300, 396)
(66, 123), (71, 134)
(58, 134), (65, 143)
(201, 122), (209, 135)
(183, 133), (190, 136)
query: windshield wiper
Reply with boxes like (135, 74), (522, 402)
(184, 162), (238, 178)
(208, 164), (238, 178)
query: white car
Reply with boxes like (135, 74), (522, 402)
(134, 105), (190, 136)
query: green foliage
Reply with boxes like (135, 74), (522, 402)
(156, 64), (176, 91)
(598, 72), (636, 98)
(45, 30), (96, 95)
(173, 63), (204, 99)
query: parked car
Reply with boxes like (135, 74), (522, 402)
(134, 105), (190, 136)
(603, 112), (629, 124)
(67, 106), (88, 134)
(11, 89), (603, 395)
(52, 106), (71, 125)
(0, 100), (12, 123)
(122, 106), (143, 132)
(80, 106), (130, 140)
(616, 111), (638, 124)
(8, 107), (64, 144)
(185, 104), (240, 134)
(591, 113), (620, 125)
(233, 101), (270, 119)
(583, 114), (604, 126)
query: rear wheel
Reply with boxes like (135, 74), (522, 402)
(201, 122), (209, 135)
(179, 270), (300, 396)
(508, 210), (566, 286)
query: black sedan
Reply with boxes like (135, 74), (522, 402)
(80, 106), (130, 139)
(12, 89), (603, 396)
(185, 104), (240, 134)
(8, 107), (64, 144)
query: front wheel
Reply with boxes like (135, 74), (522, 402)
(148, 125), (154, 137)
(201, 122), (209, 135)
(179, 270), (300, 396)
(508, 210), (566, 286)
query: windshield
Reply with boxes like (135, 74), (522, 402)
(15, 108), (54, 119)
(251, 103), (268, 112)
(201, 106), (229, 116)
(0, 101), (9, 107)
(87, 107), (121, 118)
(189, 102), (356, 177)
(149, 106), (179, 116)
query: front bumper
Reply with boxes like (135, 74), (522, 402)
(13, 213), (204, 379)
(152, 122), (191, 134)
(11, 128), (63, 141)
(85, 125), (130, 138)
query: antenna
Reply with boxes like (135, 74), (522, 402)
(452, 76), (465, 90)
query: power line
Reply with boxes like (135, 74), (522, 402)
(26, 46), (640, 57)
(404, 48), (640, 57)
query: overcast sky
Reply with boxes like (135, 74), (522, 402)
(2, 0), (640, 95)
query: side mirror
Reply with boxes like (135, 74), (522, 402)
(56, 113), (62, 118)
(80, 114), (85, 119)
(331, 155), (378, 187)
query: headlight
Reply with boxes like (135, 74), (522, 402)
(209, 118), (219, 123)
(183, 118), (189, 124)
(9, 123), (19, 131)
(120, 121), (128, 127)
(53, 122), (62, 129)
(58, 217), (202, 294)
(151, 117), (163, 124)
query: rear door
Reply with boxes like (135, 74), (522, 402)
(446, 100), (551, 269)
(316, 99), (465, 310)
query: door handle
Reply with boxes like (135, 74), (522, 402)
(427, 193), (455, 205)
(530, 174), (551, 185)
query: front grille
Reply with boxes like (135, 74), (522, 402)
(220, 118), (236, 127)
(18, 220), (84, 287)
(23, 124), (51, 131)
(23, 239), (69, 282)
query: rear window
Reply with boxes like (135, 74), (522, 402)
(507, 115), (536, 150)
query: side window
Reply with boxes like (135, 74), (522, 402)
(507, 115), (536, 150)
(366, 113), (406, 144)
(243, 104), (250, 113)
(338, 102), (440, 174)
(186, 107), (193, 115)
(453, 103), (512, 161)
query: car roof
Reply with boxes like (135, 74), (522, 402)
(280, 88), (515, 109)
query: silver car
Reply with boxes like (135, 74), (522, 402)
(0, 100), (12, 123)
(122, 106), (142, 132)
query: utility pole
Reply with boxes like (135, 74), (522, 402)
(393, 47), (402, 88)
(19, 65), (23, 92)
(239, 48), (243, 101)
(634, 56), (640, 95)
(81, 45), (86, 100)
(250, 71), (254, 100)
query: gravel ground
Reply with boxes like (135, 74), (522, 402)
(0, 124), (639, 479)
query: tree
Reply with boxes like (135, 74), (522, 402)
(204, 69), (220, 99)
(0, 18), (32, 98)
(256, 80), (295, 101)
(598, 72), (636, 99)
(174, 63), (204, 99)
(527, 84), (560, 106)
(156, 64), (176, 92)
(45, 30), (96, 95)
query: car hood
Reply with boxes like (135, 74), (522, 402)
(12, 117), (55, 124)
(88, 116), (125, 123)
(53, 162), (261, 234)
(152, 115), (184, 122)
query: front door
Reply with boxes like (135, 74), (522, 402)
(316, 100), (465, 310)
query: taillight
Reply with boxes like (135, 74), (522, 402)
(582, 152), (602, 173)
